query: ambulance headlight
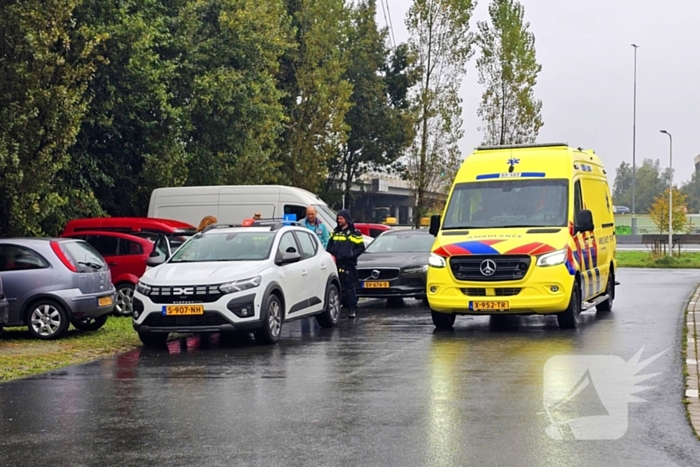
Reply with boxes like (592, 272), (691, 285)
(428, 253), (447, 268)
(536, 249), (567, 267)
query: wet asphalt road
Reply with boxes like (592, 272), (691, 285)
(1, 269), (700, 466)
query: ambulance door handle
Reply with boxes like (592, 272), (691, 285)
(301, 271), (308, 277)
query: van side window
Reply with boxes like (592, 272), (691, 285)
(574, 180), (583, 213)
(284, 205), (307, 222)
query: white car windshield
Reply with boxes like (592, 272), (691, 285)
(169, 232), (276, 263)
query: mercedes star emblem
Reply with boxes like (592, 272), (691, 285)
(479, 259), (497, 277)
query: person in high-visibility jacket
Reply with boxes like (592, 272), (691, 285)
(326, 209), (365, 319)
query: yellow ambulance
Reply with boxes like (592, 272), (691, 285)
(426, 143), (617, 330)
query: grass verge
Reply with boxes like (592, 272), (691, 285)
(617, 251), (700, 268)
(0, 316), (141, 382)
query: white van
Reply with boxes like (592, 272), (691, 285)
(147, 185), (372, 244)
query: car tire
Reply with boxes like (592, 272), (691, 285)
(316, 283), (341, 329)
(138, 330), (168, 348)
(27, 300), (70, 340)
(72, 314), (109, 332)
(255, 294), (283, 345)
(596, 270), (615, 312)
(431, 310), (456, 329)
(557, 282), (581, 329)
(114, 283), (135, 317)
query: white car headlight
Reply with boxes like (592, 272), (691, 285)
(536, 249), (567, 267)
(136, 281), (152, 295)
(428, 253), (447, 268)
(219, 276), (262, 294)
(403, 265), (428, 274)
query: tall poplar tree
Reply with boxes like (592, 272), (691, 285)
(404, 0), (475, 227)
(276, 0), (353, 193)
(476, 0), (543, 145)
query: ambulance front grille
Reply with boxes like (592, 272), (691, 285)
(450, 255), (531, 282)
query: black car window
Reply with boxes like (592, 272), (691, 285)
(85, 235), (119, 256)
(0, 245), (49, 271)
(118, 239), (143, 255)
(284, 205), (306, 222)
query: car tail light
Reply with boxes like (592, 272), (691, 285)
(50, 241), (78, 272)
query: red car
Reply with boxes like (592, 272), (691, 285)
(60, 230), (170, 317)
(62, 217), (196, 251)
(355, 223), (392, 238)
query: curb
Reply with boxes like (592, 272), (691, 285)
(683, 285), (700, 439)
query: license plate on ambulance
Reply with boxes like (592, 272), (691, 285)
(469, 301), (509, 311)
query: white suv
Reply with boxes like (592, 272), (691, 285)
(132, 220), (341, 347)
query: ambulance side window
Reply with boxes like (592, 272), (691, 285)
(574, 180), (583, 213)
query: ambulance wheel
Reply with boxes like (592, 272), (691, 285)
(432, 311), (455, 329)
(596, 270), (615, 312)
(557, 282), (581, 330)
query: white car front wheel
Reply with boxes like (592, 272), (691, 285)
(255, 294), (283, 345)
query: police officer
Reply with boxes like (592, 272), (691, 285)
(326, 209), (365, 318)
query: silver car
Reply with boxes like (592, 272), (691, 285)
(0, 275), (9, 332)
(0, 238), (116, 340)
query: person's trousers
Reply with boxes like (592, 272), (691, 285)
(337, 265), (358, 310)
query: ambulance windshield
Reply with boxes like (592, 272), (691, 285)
(442, 179), (569, 229)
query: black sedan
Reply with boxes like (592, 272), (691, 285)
(355, 229), (434, 304)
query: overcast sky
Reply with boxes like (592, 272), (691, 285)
(381, 0), (700, 186)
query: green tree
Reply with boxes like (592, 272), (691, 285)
(0, 0), (102, 236)
(326, 1), (417, 208)
(276, 0), (353, 193)
(64, 0), (188, 218)
(612, 161), (633, 206)
(648, 187), (690, 234)
(404, 0), (476, 227)
(681, 171), (700, 214)
(475, 0), (543, 144)
(612, 158), (670, 213)
(182, 0), (293, 187)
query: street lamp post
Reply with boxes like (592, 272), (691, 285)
(661, 130), (673, 256)
(631, 44), (639, 235)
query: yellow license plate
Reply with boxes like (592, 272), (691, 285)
(469, 301), (509, 311)
(363, 281), (390, 288)
(163, 305), (205, 316)
(98, 296), (113, 307)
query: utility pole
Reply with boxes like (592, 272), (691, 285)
(661, 130), (673, 256)
(631, 44), (639, 235)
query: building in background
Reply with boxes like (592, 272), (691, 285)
(343, 172), (449, 225)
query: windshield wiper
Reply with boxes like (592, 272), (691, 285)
(79, 261), (103, 270)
